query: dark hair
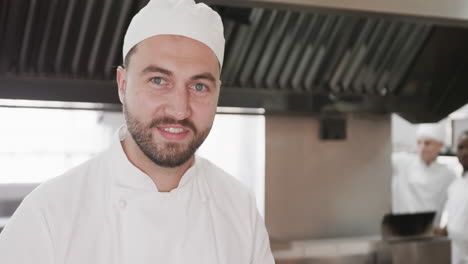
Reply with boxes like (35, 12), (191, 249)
(122, 45), (138, 68)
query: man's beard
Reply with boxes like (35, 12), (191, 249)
(123, 106), (210, 168)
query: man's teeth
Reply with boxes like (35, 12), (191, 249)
(162, 127), (184, 133)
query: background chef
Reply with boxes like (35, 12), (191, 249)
(392, 123), (456, 225)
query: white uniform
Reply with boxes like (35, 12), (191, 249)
(392, 152), (456, 218)
(446, 174), (468, 264)
(0, 128), (274, 264)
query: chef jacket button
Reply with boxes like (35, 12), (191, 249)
(118, 199), (127, 209)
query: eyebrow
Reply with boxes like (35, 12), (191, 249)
(141, 65), (173, 76)
(191, 73), (217, 84)
(140, 65), (217, 84)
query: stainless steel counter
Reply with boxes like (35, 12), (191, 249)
(375, 238), (451, 264)
(273, 236), (451, 264)
(274, 237), (379, 264)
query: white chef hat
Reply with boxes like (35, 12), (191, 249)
(416, 123), (446, 143)
(123, 0), (225, 67)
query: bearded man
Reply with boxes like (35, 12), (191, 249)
(0, 1), (274, 263)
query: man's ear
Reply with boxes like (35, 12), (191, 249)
(116, 66), (127, 104)
(216, 79), (222, 92)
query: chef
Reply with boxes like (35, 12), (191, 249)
(444, 131), (468, 264)
(392, 123), (456, 223)
(0, 0), (275, 263)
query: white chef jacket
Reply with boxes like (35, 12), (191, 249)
(392, 152), (456, 219)
(446, 174), (468, 264)
(0, 127), (274, 264)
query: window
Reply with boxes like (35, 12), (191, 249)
(197, 113), (265, 215)
(0, 105), (265, 212)
(0, 107), (115, 183)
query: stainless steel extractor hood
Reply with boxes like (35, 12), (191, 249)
(2, 0), (468, 122)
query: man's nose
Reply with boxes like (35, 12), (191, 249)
(164, 87), (191, 120)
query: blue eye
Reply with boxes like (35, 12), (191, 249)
(194, 83), (205, 91)
(151, 77), (164, 85)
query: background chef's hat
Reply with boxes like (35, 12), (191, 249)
(416, 123), (446, 143)
(123, 0), (225, 67)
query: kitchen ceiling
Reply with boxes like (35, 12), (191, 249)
(2, 0), (468, 122)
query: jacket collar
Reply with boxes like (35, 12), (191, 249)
(107, 125), (198, 193)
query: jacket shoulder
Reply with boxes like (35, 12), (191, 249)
(25, 153), (106, 207)
(198, 157), (253, 199)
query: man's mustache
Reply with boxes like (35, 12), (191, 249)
(149, 117), (197, 134)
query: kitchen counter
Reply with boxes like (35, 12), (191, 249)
(272, 236), (451, 264)
(273, 236), (379, 264)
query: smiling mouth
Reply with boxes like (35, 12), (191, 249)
(156, 126), (190, 141)
(161, 127), (185, 133)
